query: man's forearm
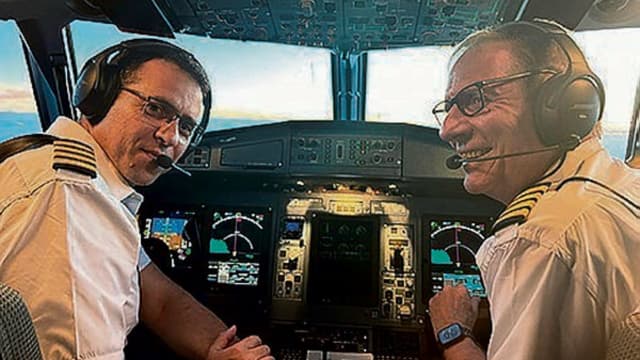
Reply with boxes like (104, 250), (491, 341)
(140, 264), (228, 360)
(443, 338), (486, 360)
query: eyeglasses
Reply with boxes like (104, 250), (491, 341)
(431, 69), (558, 126)
(121, 87), (199, 145)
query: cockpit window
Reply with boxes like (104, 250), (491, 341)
(365, 29), (640, 160)
(574, 28), (640, 159)
(69, 21), (333, 132)
(365, 46), (453, 129)
(0, 21), (40, 141)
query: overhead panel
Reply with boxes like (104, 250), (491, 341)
(158, 0), (524, 50)
(417, 0), (511, 45)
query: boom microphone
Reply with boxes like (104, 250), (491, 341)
(445, 135), (581, 170)
(156, 154), (192, 177)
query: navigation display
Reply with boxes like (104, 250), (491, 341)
(141, 208), (199, 269)
(426, 216), (489, 298)
(207, 208), (269, 288)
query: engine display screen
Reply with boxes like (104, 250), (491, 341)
(426, 217), (490, 298)
(309, 213), (380, 307)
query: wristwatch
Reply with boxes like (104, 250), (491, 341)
(436, 323), (475, 349)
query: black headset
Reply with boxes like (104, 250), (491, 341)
(72, 38), (211, 146)
(499, 21), (606, 147)
(497, 22), (639, 209)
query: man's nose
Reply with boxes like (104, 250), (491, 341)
(155, 119), (182, 147)
(439, 106), (464, 143)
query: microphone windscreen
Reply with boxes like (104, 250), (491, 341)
(156, 154), (173, 169)
(445, 154), (463, 170)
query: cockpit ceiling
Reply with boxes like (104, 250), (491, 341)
(157, 0), (524, 51)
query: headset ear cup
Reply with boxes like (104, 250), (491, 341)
(73, 59), (101, 119)
(89, 63), (121, 123)
(535, 74), (602, 146)
(534, 75), (564, 146)
(559, 76), (602, 138)
(72, 48), (123, 125)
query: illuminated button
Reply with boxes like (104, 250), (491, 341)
(399, 305), (412, 316)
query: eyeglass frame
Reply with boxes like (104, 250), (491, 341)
(431, 69), (558, 126)
(120, 87), (200, 145)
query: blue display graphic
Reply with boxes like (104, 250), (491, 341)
(428, 218), (488, 297)
(282, 219), (304, 239)
(442, 273), (485, 297)
(142, 209), (196, 269)
(150, 218), (189, 247)
(207, 209), (267, 288)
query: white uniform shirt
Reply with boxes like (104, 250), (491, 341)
(477, 138), (640, 360)
(0, 117), (151, 359)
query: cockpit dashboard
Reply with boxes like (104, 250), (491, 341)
(129, 120), (501, 359)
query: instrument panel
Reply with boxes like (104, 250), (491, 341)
(136, 121), (501, 359)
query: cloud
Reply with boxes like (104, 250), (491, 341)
(0, 84), (37, 113)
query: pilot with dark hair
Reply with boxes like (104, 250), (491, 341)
(0, 39), (272, 360)
(427, 20), (640, 359)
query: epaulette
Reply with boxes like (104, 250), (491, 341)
(0, 134), (57, 164)
(491, 182), (551, 234)
(52, 138), (97, 179)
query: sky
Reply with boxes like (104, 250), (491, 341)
(0, 21), (38, 113)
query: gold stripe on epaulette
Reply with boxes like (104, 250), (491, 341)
(494, 207), (532, 227)
(53, 141), (95, 159)
(505, 199), (537, 214)
(53, 145), (95, 164)
(52, 140), (97, 178)
(55, 138), (93, 152)
(511, 192), (543, 206)
(513, 183), (550, 202)
(491, 182), (550, 234)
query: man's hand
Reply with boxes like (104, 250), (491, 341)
(207, 325), (274, 360)
(428, 284), (480, 336)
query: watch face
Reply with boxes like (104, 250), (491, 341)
(438, 323), (463, 346)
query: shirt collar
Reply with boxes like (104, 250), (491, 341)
(47, 116), (144, 215)
(538, 136), (606, 185)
